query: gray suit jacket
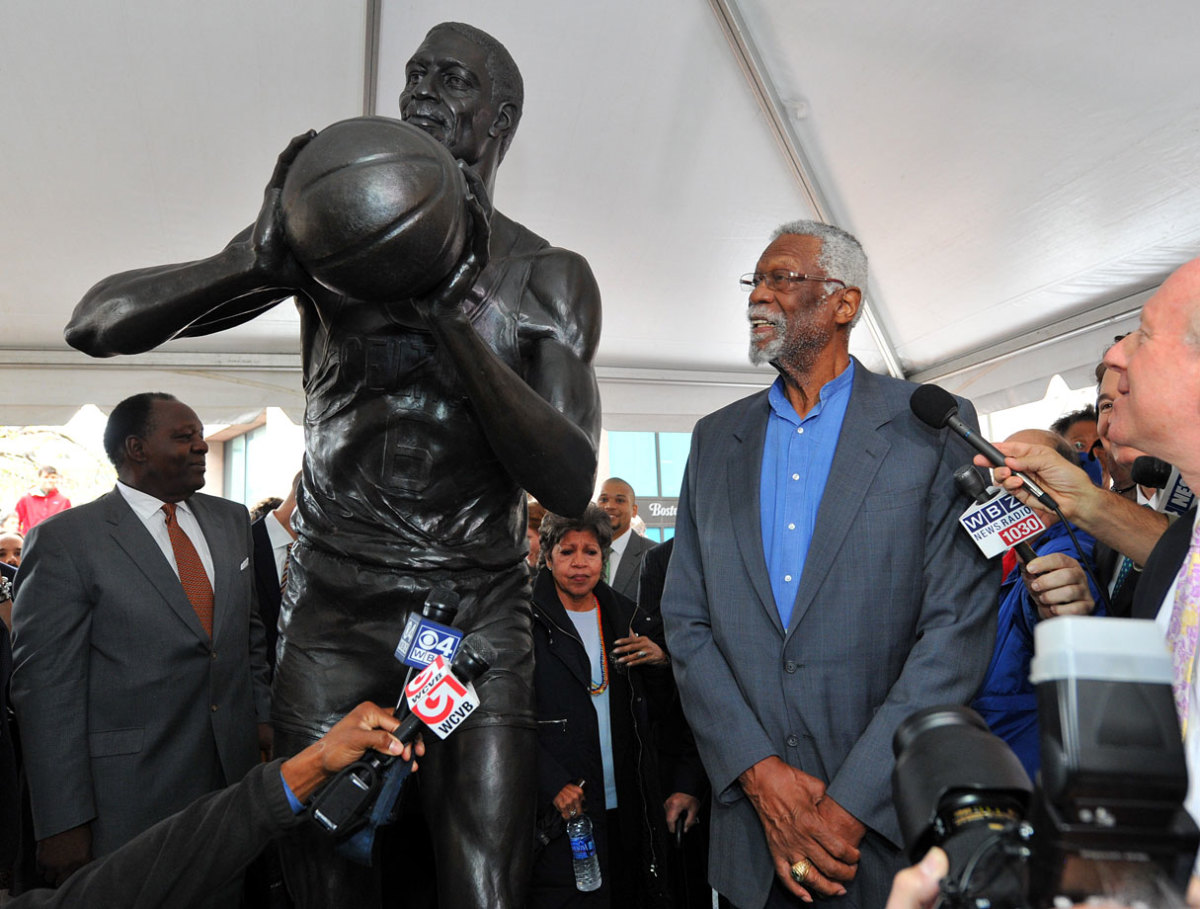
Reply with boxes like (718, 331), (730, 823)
(662, 363), (997, 908)
(610, 529), (656, 601)
(11, 489), (271, 856)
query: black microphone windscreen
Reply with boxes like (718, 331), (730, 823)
(1131, 455), (1172, 489)
(457, 633), (496, 670)
(910, 384), (959, 429)
(954, 464), (988, 503)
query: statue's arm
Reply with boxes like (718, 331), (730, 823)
(424, 248), (602, 517)
(66, 133), (316, 357)
(65, 235), (297, 356)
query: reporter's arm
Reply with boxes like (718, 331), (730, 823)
(8, 702), (414, 908)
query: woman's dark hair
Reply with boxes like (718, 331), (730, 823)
(537, 503), (612, 569)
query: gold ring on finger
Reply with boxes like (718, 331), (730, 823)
(790, 859), (811, 884)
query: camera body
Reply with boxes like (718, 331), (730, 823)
(894, 618), (1198, 908)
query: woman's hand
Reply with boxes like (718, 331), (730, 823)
(613, 633), (668, 667)
(553, 782), (586, 820)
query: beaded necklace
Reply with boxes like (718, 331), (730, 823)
(587, 595), (609, 696)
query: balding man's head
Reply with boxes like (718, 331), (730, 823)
(1102, 258), (1200, 484)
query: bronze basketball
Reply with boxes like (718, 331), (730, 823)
(281, 117), (469, 301)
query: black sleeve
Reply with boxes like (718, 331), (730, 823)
(10, 761), (304, 909)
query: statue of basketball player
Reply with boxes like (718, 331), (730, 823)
(65, 22), (601, 909)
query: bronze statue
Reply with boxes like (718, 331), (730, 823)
(66, 21), (602, 909)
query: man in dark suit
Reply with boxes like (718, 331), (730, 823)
(10, 392), (271, 891)
(251, 472), (299, 676)
(598, 477), (655, 601)
(661, 221), (997, 909)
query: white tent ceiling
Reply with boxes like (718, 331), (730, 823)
(3, 1), (1197, 427)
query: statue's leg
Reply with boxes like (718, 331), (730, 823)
(419, 563), (537, 909)
(420, 722), (536, 909)
(271, 545), (421, 909)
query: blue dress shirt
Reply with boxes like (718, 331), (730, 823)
(759, 361), (855, 627)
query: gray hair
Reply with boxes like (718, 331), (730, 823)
(772, 220), (869, 327)
(537, 504), (612, 569)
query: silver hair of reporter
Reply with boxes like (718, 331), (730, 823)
(771, 219), (869, 327)
(536, 503), (612, 570)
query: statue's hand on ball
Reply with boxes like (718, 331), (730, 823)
(411, 162), (492, 328)
(249, 130), (317, 288)
(279, 117), (476, 304)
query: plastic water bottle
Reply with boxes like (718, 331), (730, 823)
(566, 813), (602, 891)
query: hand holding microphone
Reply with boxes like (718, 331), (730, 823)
(910, 385), (1059, 512)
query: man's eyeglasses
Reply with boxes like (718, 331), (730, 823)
(739, 271), (847, 293)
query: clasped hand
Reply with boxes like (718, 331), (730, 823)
(741, 757), (865, 903)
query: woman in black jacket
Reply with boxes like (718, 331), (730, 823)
(530, 505), (686, 909)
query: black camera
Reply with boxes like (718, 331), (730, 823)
(893, 617), (1198, 908)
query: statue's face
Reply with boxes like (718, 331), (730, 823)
(400, 30), (497, 166)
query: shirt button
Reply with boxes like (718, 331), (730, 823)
(792, 473), (800, 481)
(788, 523), (796, 530)
(210, 704), (219, 713)
(784, 574), (792, 582)
(210, 651), (218, 660)
(786, 734), (800, 747)
(784, 661), (798, 673)
(797, 427), (804, 435)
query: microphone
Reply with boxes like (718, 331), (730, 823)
(1131, 455), (1171, 489)
(310, 633), (493, 843)
(911, 384), (1059, 511)
(1132, 456), (1195, 517)
(954, 464), (1038, 566)
(394, 587), (463, 714)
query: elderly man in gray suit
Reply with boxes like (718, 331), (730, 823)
(11, 392), (271, 892)
(598, 476), (656, 601)
(661, 221), (997, 908)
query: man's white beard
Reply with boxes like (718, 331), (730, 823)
(748, 311), (788, 366)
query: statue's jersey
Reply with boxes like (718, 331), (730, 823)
(292, 220), (551, 572)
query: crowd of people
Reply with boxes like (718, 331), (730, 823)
(3, 15), (1200, 909)
(4, 224), (1194, 909)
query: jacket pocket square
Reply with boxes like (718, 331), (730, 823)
(240, 557), (249, 570)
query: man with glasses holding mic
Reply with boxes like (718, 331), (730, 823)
(661, 221), (996, 908)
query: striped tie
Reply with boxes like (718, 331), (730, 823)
(280, 542), (294, 596)
(1111, 555), (1135, 599)
(162, 503), (214, 636)
(1168, 520), (1200, 736)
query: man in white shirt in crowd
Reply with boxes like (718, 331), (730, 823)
(11, 392), (270, 897)
(597, 477), (655, 601)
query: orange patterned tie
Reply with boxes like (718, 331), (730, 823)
(162, 503), (214, 636)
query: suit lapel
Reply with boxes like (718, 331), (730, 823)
(787, 365), (891, 634)
(103, 491), (210, 641)
(613, 535), (645, 596)
(726, 392), (784, 634)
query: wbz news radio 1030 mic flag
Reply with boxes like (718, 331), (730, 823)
(954, 464), (1044, 563)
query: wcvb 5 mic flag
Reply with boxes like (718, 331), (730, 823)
(404, 655), (481, 739)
